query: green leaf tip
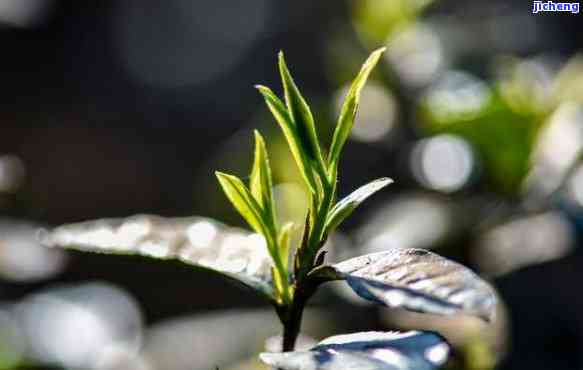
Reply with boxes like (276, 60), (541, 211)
(217, 138), (292, 305)
(255, 81), (319, 194)
(254, 84), (269, 92)
(278, 50), (327, 180)
(250, 130), (274, 212)
(328, 47), (386, 181)
(215, 171), (266, 236)
(325, 177), (393, 233)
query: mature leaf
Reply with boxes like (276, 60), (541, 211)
(278, 51), (326, 175)
(328, 48), (385, 180)
(325, 177), (393, 233)
(39, 215), (275, 299)
(215, 171), (268, 236)
(250, 130), (276, 227)
(317, 249), (496, 321)
(260, 331), (449, 370)
(256, 85), (318, 193)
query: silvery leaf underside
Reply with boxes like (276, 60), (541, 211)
(40, 215), (275, 299)
(260, 331), (450, 370)
(320, 249), (496, 321)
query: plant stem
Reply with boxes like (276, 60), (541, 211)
(294, 187), (334, 283)
(279, 179), (334, 352)
(281, 299), (304, 351)
(278, 281), (315, 352)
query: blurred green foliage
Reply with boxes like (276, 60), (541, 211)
(419, 88), (544, 195)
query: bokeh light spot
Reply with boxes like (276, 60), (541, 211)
(386, 23), (444, 87)
(0, 219), (66, 283)
(334, 82), (397, 143)
(357, 195), (451, 253)
(423, 71), (491, 123)
(473, 212), (573, 277)
(18, 282), (143, 369)
(411, 134), (474, 193)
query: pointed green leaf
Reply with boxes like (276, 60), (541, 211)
(256, 85), (318, 193)
(328, 48), (386, 180)
(278, 51), (326, 177)
(250, 130), (276, 228)
(260, 331), (450, 370)
(215, 171), (268, 236)
(40, 215), (276, 299)
(278, 222), (294, 270)
(315, 249), (497, 322)
(271, 266), (286, 299)
(325, 177), (392, 233)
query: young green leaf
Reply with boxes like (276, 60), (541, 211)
(325, 177), (392, 233)
(250, 130), (276, 228)
(278, 222), (295, 270)
(40, 215), (276, 299)
(278, 51), (327, 178)
(328, 48), (386, 181)
(271, 266), (288, 301)
(255, 85), (318, 193)
(260, 331), (449, 370)
(215, 171), (268, 236)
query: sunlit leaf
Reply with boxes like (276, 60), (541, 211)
(325, 177), (393, 233)
(278, 222), (294, 270)
(315, 249), (496, 321)
(40, 215), (276, 299)
(328, 47), (385, 180)
(250, 130), (276, 228)
(256, 85), (318, 193)
(216, 171), (269, 236)
(260, 331), (449, 370)
(278, 51), (326, 176)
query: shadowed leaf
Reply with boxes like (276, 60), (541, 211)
(39, 215), (275, 299)
(317, 249), (496, 321)
(260, 331), (449, 370)
(325, 177), (393, 233)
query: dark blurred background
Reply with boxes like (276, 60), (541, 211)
(0, 0), (582, 369)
